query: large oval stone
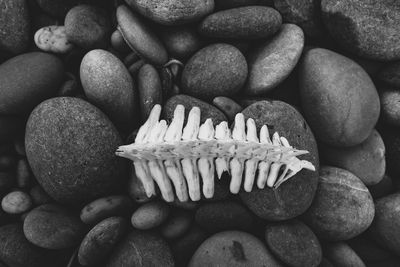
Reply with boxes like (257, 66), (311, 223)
(106, 230), (174, 267)
(189, 231), (283, 266)
(0, 223), (46, 267)
(0, 52), (64, 114)
(303, 166), (375, 241)
(125, 0), (214, 25)
(0, 0), (30, 54)
(321, 0), (400, 61)
(25, 97), (124, 204)
(299, 48), (380, 147)
(80, 49), (137, 132)
(369, 193), (400, 256)
(244, 24), (304, 95)
(199, 6), (282, 39)
(181, 43), (247, 100)
(23, 204), (86, 249)
(239, 100), (319, 221)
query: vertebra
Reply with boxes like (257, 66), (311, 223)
(116, 104), (316, 202)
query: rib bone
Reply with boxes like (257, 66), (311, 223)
(116, 104), (316, 201)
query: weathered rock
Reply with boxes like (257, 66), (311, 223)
(125, 0), (214, 25)
(265, 220), (322, 267)
(0, 0), (30, 54)
(303, 166), (375, 241)
(0, 52), (64, 114)
(199, 6), (282, 39)
(23, 204), (86, 249)
(181, 43), (247, 100)
(245, 24), (304, 95)
(106, 230), (174, 267)
(240, 100), (319, 221)
(25, 97), (124, 204)
(321, 0), (400, 61)
(299, 48), (380, 147)
(80, 49), (137, 132)
(189, 231), (283, 266)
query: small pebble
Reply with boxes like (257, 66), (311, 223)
(161, 210), (192, 239)
(34, 26), (74, 53)
(80, 195), (134, 225)
(24, 204), (86, 249)
(78, 217), (128, 266)
(1, 191), (32, 214)
(212, 96), (242, 122)
(323, 242), (366, 267)
(65, 5), (111, 49)
(131, 200), (170, 230)
(138, 64), (163, 121)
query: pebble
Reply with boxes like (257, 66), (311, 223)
(181, 43), (248, 100)
(0, 0), (30, 54)
(189, 231), (283, 266)
(116, 5), (168, 66)
(245, 24), (304, 95)
(163, 94), (227, 125)
(25, 97), (124, 204)
(299, 48), (380, 147)
(212, 96), (243, 122)
(78, 217), (128, 266)
(131, 200), (170, 230)
(265, 220), (322, 267)
(195, 201), (253, 232)
(0, 223), (46, 267)
(348, 234), (393, 262)
(380, 88), (400, 127)
(239, 100), (319, 221)
(111, 30), (131, 53)
(273, 0), (323, 38)
(378, 61), (400, 87)
(369, 193), (400, 256)
(323, 242), (366, 267)
(23, 204), (86, 249)
(321, 0), (400, 61)
(65, 5), (111, 49)
(80, 195), (134, 225)
(303, 166), (375, 241)
(34, 26), (74, 54)
(125, 0), (214, 26)
(1, 191), (32, 214)
(160, 26), (203, 60)
(215, 0), (271, 10)
(138, 64), (163, 121)
(0, 52), (65, 114)
(160, 210), (192, 239)
(319, 129), (386, 186)
(106, 230), (174, 267)
(199, 6), (282, 40)
(80, 49), (137, 132)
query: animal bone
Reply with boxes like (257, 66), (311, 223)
(116, 104), (316, 202)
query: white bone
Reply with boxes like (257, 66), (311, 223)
(198, 119), (215, 198)
(244, 118), (258, 192)
(230, 113), (246, 193)
(181, 107), (201, 201)
(267, 132), (284, 187)
(163, 105), (188, 202)
(257, 125), (272, 189)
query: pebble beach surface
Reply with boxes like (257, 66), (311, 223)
(0, 0), (400, 266)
